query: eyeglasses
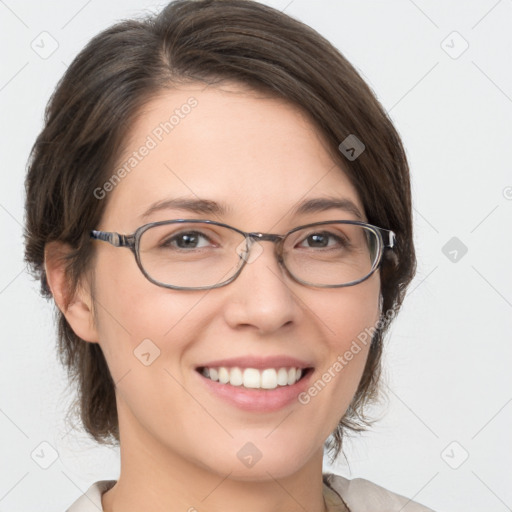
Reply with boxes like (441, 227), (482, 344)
(90, 219), (396, 290)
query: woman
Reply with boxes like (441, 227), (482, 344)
(24, 0), (432, 510)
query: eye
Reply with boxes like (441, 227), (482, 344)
(297, 231), (347, 249)
(162, 230), (213, 249)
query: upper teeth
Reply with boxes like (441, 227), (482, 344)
(201, 367), (303, 390)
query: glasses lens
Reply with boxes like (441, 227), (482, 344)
(283, 223), (380, 286)
(138, 222), (246, 288)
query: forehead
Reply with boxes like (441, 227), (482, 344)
(99, 82), (364, 231)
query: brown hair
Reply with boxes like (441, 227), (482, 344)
(24, 0), (416, 461)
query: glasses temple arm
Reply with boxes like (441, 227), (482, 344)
(379, 229), (396, 249)
(90, 230), (133, 248)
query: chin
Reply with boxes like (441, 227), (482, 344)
(201, 442), (315, 481)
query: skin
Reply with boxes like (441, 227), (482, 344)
(45, 82), (381, 512)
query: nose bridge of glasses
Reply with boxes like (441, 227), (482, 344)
(247, 232), (284, 243)
(241, 232), (286, 264)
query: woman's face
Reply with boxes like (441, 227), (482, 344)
(86, 82), (381, 480)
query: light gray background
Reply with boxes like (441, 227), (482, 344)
(1, 1), (511, 511)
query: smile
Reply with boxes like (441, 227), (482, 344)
(193, 353), (316, 412)
(198, 366), (308, 390)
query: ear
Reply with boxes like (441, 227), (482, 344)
(44, 241), (99, 343)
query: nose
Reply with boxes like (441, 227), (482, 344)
(221, 239), (300, 334)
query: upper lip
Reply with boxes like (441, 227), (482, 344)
(196, 355), (314, 370)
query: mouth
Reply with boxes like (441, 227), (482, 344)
(195, 365), (314, 391)
(193, 354), (316, 412)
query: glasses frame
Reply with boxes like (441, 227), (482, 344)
(90, 219), (396, 290)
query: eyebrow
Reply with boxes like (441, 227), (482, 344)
(140, 196), (364, 221)
(292, 197), (365, 221)
(140, 198), (226, 220)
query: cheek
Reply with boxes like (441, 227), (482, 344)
(316, 274), (381, 349)
(91, 274), (210, 430)
(91, 252), (205, 379)
(307, 277), (380, 407)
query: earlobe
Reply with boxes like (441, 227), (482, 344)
(44, 241), (99, 343)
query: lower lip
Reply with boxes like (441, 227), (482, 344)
(195, 368), (314, 412)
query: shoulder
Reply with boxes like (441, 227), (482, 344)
(323, 472), (435, 512)
(66, 480), (116, 512)
(66, 475), (435, 512)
